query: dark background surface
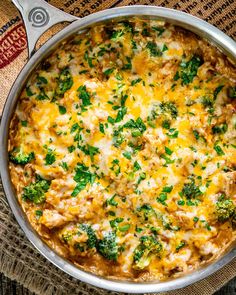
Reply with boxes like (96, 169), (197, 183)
(0, 273), (235, 295)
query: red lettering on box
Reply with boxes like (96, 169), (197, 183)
(0, 22), (27, 69)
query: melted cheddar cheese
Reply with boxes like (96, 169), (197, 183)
(9, 19), (236, 281)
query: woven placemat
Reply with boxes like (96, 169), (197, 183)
(0, 0), (235, 294)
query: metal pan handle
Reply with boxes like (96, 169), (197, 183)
(12, 0), (78, 57)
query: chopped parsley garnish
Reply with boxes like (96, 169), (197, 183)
(58, 105), (67, 114)
(137, 172), (146, 184)
(35, 210), (43, 219)
(68, 145), (75, 153)
(26, 86), (34, 96)
(60, 161), (69, 171)
(133, 161), (141, 171)
(123, 117), (146, 137)
(37, 76), (48, 84)
(36, 88), (49, 101)
(99, 123), (105, 134)
(176, 241), (185, 251)
(164, 146), (173, 155)
(110, 159), (120, 176)
(77, 85), (91, 107)
(131, 129), (142, 137)
(107, 194), (118, 207)
(115, 106), (127, 123)
(131, 78), (142, 86)
(160, 154), (174, 166)
(56, 67), (73, 97)
(45, 150), (56, 165)
(107, 116), (115, 124)
(193, 216), (199, 222)
(21, 120), (27, 127)
(122, 56), (132, 70)
(119, 224), (130, 232)
(166, 128), (179, 138)
(157, 186), (173, 206)
(70, 123), (80, 133)
(131, 39), (137, 49)
(71, 163), (96, 197)
(162, 185), (173, 193)
(135, 226), (143, 233)
(146, 41), (161, 57)
(108, 211), (116, 216)
(214, 145), (225, 156)
(177, 200), (185, 206)
(123, 151), (132, 160)
(84, 50), (93, 68)
(162, 44), (168, 52)
(157, 192), (167, 205)
(103, 68), (114, 76)
(113, 128), (125, 147)
(193, 129), (200, 140)
(175, 55), (202, 85)
(152, 26), (165, 36)
(78, 144), (100, 161)
(115, 73), (123, 81)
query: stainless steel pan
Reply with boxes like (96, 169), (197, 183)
(0, 0), (236, 293)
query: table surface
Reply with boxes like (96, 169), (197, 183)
(0, 273), (235, 295)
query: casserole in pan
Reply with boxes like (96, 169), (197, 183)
(0, 0), (235, 292)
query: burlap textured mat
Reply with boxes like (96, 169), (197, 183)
(0, 0), (235, 294)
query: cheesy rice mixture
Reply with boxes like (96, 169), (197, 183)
(9, 19), (236, 281)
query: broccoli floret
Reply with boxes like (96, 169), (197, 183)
(216, 199), (235, 222)
(136, 204), (156, 221)
(97, 231), (118, 261)
(147, 102), (178, 127)
(61, 223), (97, 252)
(160, 102), (178, 119)
(23, 178), (50, 204)
(9, 147), (34, 165)
(181, 179), (202, 199)
(61, 232), (73, 243)
(79, 224), (97, 249)
(110, 29), (125, 40)
(133, 235), (162, 269)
